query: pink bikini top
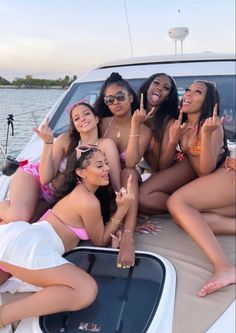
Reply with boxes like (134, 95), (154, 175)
(39, 209), (89, 240)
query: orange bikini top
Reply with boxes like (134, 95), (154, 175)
(188, 137), (201, 156)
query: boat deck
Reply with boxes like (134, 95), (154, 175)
(1, 215), (235, 333)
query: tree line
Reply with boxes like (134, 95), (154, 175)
(0, 75), (77, 88)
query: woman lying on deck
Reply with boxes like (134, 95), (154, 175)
(167, 80), (236, 296)
(0, 146), (133, 328)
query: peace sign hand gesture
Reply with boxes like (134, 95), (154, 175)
(169, 109), (186, 145)
(32, 117), (54, 144)
(202, 104), (224, 134)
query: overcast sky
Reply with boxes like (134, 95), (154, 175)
(0, 0), (235, 81)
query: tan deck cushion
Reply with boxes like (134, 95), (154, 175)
(135, 215), (235, 333)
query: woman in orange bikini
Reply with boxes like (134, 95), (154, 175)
(0, 146), (133, 328)
(167, 80), (236, 296)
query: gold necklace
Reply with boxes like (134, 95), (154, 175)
(107, 117), (130, 138)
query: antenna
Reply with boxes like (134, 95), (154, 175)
(124, 0), (134, 57)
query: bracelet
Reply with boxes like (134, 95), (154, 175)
(111, 217), (121, 228)
(44, 141), (54, 144)
(129, 134), (140, 137)
(124, 229), (133, 233)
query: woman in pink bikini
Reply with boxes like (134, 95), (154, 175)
(0, 102), (121, 223)
(0, 146), (133, 328)
(167, 80), (236, 296)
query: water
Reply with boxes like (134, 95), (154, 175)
(0, 88), (64, 171)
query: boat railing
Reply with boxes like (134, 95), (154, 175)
(0, 105), (52, 171)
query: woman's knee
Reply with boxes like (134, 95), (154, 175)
(138, 186), (149, 209)
(71, 275), (98, 310)
(167, 191), (185, 214)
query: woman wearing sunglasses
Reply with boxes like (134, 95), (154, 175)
(167, 81), (235, 296)
(0, 146), (133, 328)
(138, 73), (197, 215)
(94, 72), (152, 269)
(0, 102), (121, 223)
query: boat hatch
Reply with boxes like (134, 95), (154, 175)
(39, 247), (176, 333)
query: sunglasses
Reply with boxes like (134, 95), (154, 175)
(76, 145), (101, 160)
(104, 91), (129, 106)
(66, 99), (89, 117)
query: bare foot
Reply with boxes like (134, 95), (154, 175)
(117, 232), (135, 268)
(198, 266), (236, 297)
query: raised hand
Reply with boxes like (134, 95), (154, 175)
(131, 93), (147, 127)
(169, 108), (186, 145)
(32, 117), (54, 144)
(115, 175), (134, 210)
(202, 104), (224, 134)
(146, 106), (156, 119)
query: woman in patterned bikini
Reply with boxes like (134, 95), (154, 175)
(0, 102), (121, 223)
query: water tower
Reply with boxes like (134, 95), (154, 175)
(168, 27), (189, 54)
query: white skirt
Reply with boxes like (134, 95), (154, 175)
(0, 220), (68, 270)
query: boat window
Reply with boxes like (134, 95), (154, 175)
(50, 75), (235, 140)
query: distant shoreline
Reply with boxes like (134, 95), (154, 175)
(0, 85), (67, 90)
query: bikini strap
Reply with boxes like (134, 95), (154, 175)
(103, 117), (114, 138)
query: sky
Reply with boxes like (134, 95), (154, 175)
(0, 0), (235, 81)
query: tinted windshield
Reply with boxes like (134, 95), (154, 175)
(51, 75), (235, 140)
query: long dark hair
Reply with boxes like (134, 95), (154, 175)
(55, 147), (111, 221)
(66, 102), (100, 155)
(94, 72), (139, 117)
(181, 81), (229, 163)
(138, 73), (179, 143)
(55, 148), (99, 201)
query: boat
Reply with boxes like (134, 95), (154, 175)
(0, 53), (235, 332)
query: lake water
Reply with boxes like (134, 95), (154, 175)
(0, 88), (64, 171)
